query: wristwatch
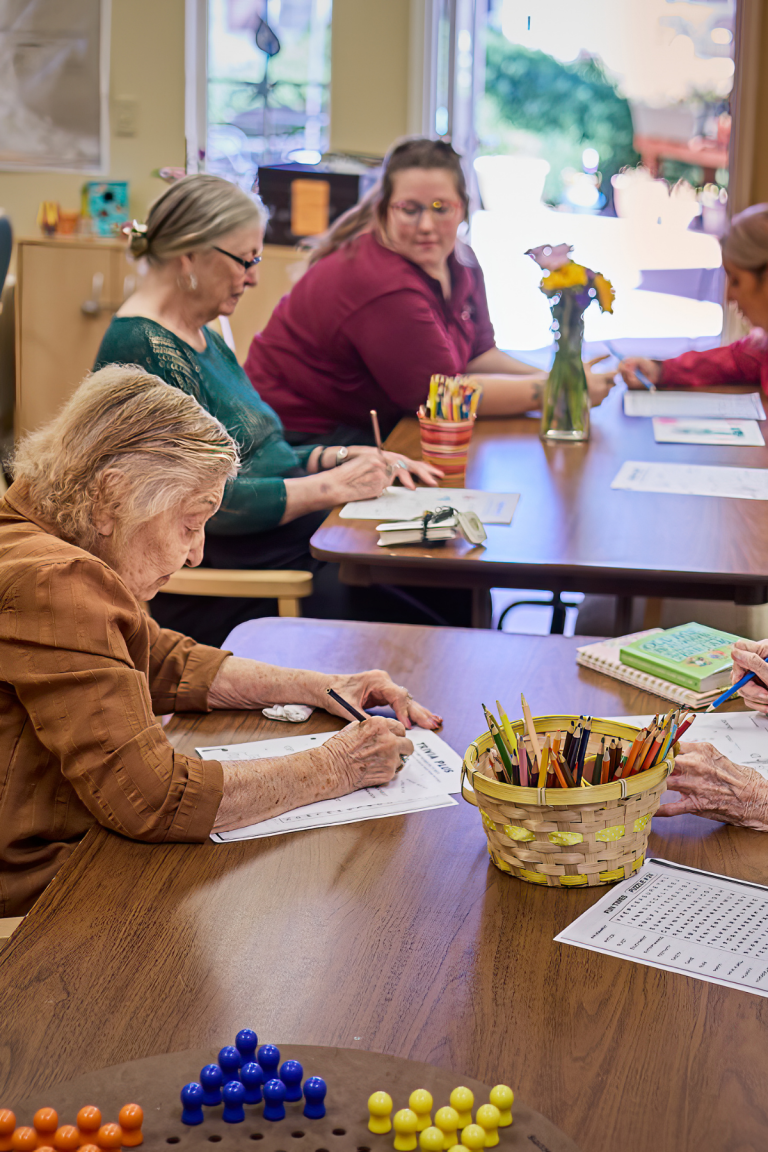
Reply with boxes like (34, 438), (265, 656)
(335, 446), (349, 467)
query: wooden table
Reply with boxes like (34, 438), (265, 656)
(310, 386), (768, 627)
(0, 618), (764, 1152)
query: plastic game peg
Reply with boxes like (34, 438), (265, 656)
(449, 1088), (474, 1130)
(76, 1108), (101, 1147)
(218, 1046), (242, 1084)
(33, 1109), (58, 1148)
(434, 1106), (460, 1150)
(200, 1064), (224, 1106)
(118, 1105), (143, 1148)
(235, 1029), (258, 1067)
(408, 1091), (433, 1132)
(368, 1092), (393, 1135)
(11, 1129), (36, 1152)
(241, 1062), (265, 1105)
(0, 1114), (16, 1152)
(393, 1109), (419, 1152)
(459, 1125), (485, 1152)
(302, 1077), (326, 1120)
(222, 1082), (246, 1124)
(79, 1146), (101, 1152)
(94, 1124), (121, 1151)
(52, 1128), (79, 1152)
(419, 1128), (444, 1152)
(474, 1106), (500, 1148)
(279, 1060), (303, 1103)
(256, 1044), (280, 1082)
(487, 1087), (513, 1128)
(180, 1085), (205, 1127)
(263, 1079), (287, 1122)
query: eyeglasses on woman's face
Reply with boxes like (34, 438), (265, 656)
(212, 245), (263, 270)
(389, 199), (462, 225)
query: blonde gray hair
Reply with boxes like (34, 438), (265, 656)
(721, 203), (768, 273)
(11, 364), (239, 549)
(130, 174), (268, 263)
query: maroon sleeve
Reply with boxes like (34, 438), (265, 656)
(468, 263), (496, 359)
(659, 338), (764, 390)
(340, 289), (471, 411)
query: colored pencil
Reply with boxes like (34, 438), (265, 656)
(326, 687), (366, 722)
(706, 672), (756, 713)
(520, 694), (542, 769)
(538, 734), (551, 788)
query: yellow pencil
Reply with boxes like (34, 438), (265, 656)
(520, 693), (542, 769)
(496, 700), (518, 756)
(537, 733), (551, 788)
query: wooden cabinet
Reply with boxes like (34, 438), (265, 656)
(15, 238), (134, 435)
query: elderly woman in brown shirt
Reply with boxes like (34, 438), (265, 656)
(0, 365), (440, 916)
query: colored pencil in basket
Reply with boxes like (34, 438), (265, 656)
(537, 734), (551, 788)
(520, 693), (542, 770)
(483, 705), (514, 783)
(496, 700), (518, 757)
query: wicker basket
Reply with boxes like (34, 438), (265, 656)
(461, 714), (675, 888)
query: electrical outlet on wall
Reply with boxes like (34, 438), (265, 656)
(114, 96), (138, 137)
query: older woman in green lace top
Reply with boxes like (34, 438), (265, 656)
(94, 174), (440, 644)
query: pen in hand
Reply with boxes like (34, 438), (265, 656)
(326, 687), (367, 722)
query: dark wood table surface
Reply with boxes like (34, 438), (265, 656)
(310, 386), (768, 616)
(0, 618), (764, 1152)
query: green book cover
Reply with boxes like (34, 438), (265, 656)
(619, 622), (745, 692)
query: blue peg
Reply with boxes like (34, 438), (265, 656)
(263, 1078), (287, 1122)
(181, 1082), (205, 1126)
(303, 1077), (326, 1120)
(200, 1064), (223, 1106)
(279, 1060), (303, 1103)
(241, 1061), (265, 1105)
(222, 1080), (246, 1124)
(235, 1028), (258, 1067)
(257, 1044), (280, 1081)
(218, 1045), (242, 1084)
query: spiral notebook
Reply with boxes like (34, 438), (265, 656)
(576, 630), (723, 708)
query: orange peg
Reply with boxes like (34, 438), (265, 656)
(37, 1147), (55, 1152)
(75, 1110), (101, 1149)
(118, 1106), (143, 1148)
(95, 1126), (122, 1151)
(33, 1111), (58, 1150)
(11, 1129), (38, 1152)
(80, 1146), (101, 1152)
(0, 1113), (16, 1152)
(53, 1128), (79, 1152)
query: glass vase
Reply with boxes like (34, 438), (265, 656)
(540, 294), (590, 442)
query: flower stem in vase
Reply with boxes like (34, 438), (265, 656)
(540, 291), (590, 442)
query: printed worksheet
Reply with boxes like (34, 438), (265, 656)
(340, 487), (519, 525)
(199, 727), (463, 842)
(624, 390), (766, 420)
(611, 460), (768, 500)
(652, 417), (765, 447)
(556, 858), (768, 998)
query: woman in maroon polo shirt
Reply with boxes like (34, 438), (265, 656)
(245, 138), (615, 443)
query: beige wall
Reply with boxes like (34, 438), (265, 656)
(329, 0), (412, 156)
(0, 0), (186, 246)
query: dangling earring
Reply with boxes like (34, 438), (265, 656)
(176, 271), (198, 291)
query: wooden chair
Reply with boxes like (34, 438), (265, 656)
(0, 916), (24, 951)
(160, 568), (314, 617)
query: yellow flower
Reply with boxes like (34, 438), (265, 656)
(593, 272), (615, 314)
(541, 261), (588, 291)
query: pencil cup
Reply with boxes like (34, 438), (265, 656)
(417, 413), (476, 488)
(461, 716), (675, 889)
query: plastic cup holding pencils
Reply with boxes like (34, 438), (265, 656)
(417, 413), (476, 488)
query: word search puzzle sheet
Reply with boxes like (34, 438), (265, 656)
(556, 859), (768, 997)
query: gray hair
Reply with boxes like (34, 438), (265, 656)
(130, 174), (268, 263)
(721, 203), (768, 272)
(10, 364), (239, 549)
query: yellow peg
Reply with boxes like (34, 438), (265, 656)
(368, 1092), (394, 1135)
(475, 1106), (500, 1148)
(419, 1129), (444, 1152)
(408, 1091), (433, 1132)
(459, 1125), (485, 1152)
(449, 1088), (474, 1130)
(393, 1110), (419, 1152)
(434, 1106), (460, 1150)
(488, 1086), (514, 1128)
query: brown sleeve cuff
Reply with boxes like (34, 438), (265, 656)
(165, 754), (225, 841)
(174, 646), (233, 712)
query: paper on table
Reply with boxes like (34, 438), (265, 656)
(555, 857), (768, 999)
(652, 417), (765, 447)
(611, 460), (768, 500)
(200, 726), (463, 843)
(340, 487), (520, 525)
(624, 390), (766, 420)
(608, 710), (768, 778)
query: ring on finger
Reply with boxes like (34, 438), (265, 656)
(395, 460), (407, 469)
(397, 754), (407, 772)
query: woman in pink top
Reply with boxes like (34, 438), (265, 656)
(621, 204), (768, 394)
(245, 138), (615, 442)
